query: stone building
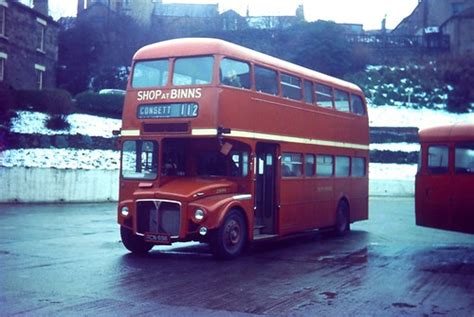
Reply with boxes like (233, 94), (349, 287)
(440, 5), (474, 53)
(78, 0), (154, 27)
(0, 0), (59, 89)
(392, 0), (474, 53)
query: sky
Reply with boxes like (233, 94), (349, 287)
(48, 0), (419, 30)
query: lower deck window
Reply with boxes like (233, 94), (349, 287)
(335, 156), (350, 177)
(317, 155), (333, 177)
(351, 157), (366, 177)
(282, 153), (302, 177)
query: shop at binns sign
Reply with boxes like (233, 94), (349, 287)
(137, 88), (202, 101)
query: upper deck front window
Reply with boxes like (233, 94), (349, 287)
(132, 60), (169, 88)
(173, 56), (214, 86)
(220, 58), (251, 89)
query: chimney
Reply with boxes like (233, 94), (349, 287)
(33, 0), (48, 16)
(78, 0), (85, 14)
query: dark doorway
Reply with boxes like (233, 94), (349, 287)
(255, 143), (278, 234)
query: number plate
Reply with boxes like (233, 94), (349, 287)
(145, 232), (171, 245)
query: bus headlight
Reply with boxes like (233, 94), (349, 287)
(121, 206), (130, 217)
(194, 209), (205, 222)
(199, 227), (208, 236)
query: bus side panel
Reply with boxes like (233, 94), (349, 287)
(279, 179), (315, 235)
(451, 174), (474, 234)
(349, 177), (369, 222)
(312, 178), (336, 228)
(415, 172), (453, 231)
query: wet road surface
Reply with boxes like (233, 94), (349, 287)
(1, 197), (473, 316)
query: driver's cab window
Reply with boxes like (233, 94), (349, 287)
(428, 145), (449, 174)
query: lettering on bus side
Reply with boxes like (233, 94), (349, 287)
(137, 88), (202, 102)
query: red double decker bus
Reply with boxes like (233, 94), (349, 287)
(416, 123), (474, 234)
(117, 38), (369, 258)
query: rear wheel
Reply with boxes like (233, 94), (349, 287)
(334, 200), (350, 236)
(120, 226), (153, 254)
(211, 209), (247, 259)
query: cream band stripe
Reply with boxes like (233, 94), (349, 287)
(191, 128), (369, 150)
(121, 129), (140, 136)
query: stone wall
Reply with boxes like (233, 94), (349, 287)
(0, 166), (413, 203)
(0, 167), (119, 202)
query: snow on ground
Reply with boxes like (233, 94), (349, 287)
(370, 142), (419, 152)
(369, 163), (417, 180)
(10, 111), (121, 138)
(368, 105), (473, 129)
(0, 149), (120, 170)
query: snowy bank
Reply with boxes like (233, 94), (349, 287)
(368, 105), (473, 129)
(10, 111), (121, 138)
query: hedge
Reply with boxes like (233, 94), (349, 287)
(75, 91), (124, 118)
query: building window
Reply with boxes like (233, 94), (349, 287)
(35, 64), (45, 89)
(0, 3), (6, 37)
(36, 18), (47, 52)
(452, 3), (464, 14)
(0, 52), (6, 81)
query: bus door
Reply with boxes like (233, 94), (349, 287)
(255, 143), (278, 234)
(450, 143), (474, 233)
(417, 144), (453, 230)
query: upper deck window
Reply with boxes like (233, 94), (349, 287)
(173, 56), (214, 86)
(220, 58), (251, 89)
(304, 80), (313, 104)
(315, 83), (333, 108)
(255, 65), (278, 96)
(281, 73), (302, 101)
(351, 94), (366, 115)
(335, 89), (350, 112)
(132, 60), (168, 88)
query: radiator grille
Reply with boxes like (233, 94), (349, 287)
(136, 200), (181, 237)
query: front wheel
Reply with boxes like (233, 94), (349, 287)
(333, 200), (350, 236)
(120, 226), (153, 254)
(211, 209), (247, 260)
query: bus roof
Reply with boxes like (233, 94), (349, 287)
(419, 123), (474, 142)
(133, 37), (362, 93)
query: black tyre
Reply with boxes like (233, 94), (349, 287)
(120, 226), (153, 254)
(334, 200), (350, 236)
(211, 209), (247, 259)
